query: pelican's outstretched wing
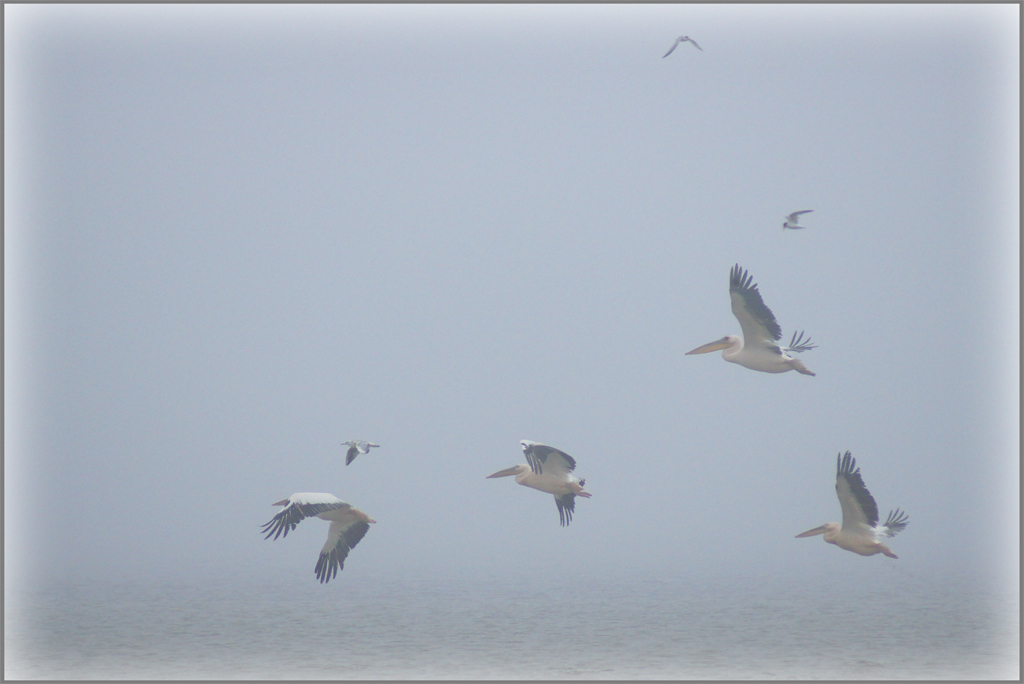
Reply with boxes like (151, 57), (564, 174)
(521, 440), (578, 476)
(262, 493), (375, 584)
(261, 493), (350, 540)
(314, 515), (372, 583)
(730, 264), (783, 346)
(835, 452), (880, 532)
(785, 330), (818, 353)
(555, 493), (577, 527)
(880, 508), (909, 538)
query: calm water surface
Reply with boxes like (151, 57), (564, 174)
(5, 571), (1018, 679)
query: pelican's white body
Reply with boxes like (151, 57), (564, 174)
(797, 521), (898, 557)
(491, 463), (588, 497)
(694, 334), (813, 375)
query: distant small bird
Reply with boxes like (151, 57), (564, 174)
(663, 35), (703, 57)
(783, 209), (814, 230)
(261, 493), (376, 583)
(341, 440), (380, 466)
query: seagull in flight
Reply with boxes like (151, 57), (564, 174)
(341, 440), (380, 466)
(663, 36), (703, 57)
(783, 210), (814, 230)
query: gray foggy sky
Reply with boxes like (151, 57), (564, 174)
(4, 4), (1018, 589)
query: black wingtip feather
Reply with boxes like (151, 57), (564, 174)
(555, 494), (576, 527)
(787, 330), (818, 353)
(884, 508), (910, 536)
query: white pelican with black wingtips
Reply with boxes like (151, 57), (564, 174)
(487, 440), (591, 526)
(261, 493), (375, 583)
(341, 440), (380, 466)
(686, 264), (817, 375)
(797, 452), (909, 558)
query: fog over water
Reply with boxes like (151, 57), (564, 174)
(6, 571), (1019, 679)
(4, 4), (1019, 678)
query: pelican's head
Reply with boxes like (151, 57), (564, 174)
(795, 522), (839, 539)
(352, 509), (377, 524)
(487, 464), (528, 479)
(686, 335), (739, 355)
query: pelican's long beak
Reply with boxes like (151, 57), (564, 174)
(487, 466), (519, 478)
(686, 337), (732, 355)
(795, 525), (828, 538)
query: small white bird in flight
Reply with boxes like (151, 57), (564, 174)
(261, 493), (376, 583)
(663, 35), (703, 57)
(341, 440), (380, 466)
(783, 210), (814, 230)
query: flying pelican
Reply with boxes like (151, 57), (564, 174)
(783, 209), (814, 230)
(663, 35), (703, 57)
(487, 440), (592, 526)
(796, 452), (909, 558)
(341, 440), (380, 465)
(261, 493), (375, 583)
(686, 264), (817, 376)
